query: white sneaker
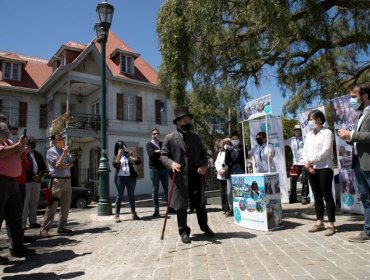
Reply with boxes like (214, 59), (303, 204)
(114, 216), (121, 223)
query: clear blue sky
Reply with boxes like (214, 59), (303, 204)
(0, 0), (287, 116)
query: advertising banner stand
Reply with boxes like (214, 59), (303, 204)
(231, 173), (283, 231)
(235, 94), (283, 231)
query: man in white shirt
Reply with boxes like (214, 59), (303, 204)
(285, 125), (310, 204)
(338, 83), (370, 242)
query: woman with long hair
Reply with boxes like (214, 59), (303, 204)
(112, 140), (141, 223)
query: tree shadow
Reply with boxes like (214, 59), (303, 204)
(3, 250), (91, 273)
(3, 271), (85, 280)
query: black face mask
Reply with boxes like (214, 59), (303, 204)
(180, 123), (192, 132)
(256, 138), (264, 145)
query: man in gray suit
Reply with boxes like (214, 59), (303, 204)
(161, 105), (214, 243)
(338, 83), (370, 242)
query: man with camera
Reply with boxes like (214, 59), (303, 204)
(40, 133), (74, 238)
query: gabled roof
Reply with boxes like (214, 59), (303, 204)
(0, 51), (52, 89)
(94, 31), (158, 85)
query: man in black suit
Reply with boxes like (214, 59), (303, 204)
(161, 105), (214, 243)
(338, 83), (370, 242)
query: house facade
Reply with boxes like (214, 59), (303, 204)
(0, 31), (175, 198)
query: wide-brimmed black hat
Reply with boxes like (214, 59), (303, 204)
(173, 105), (194, 124)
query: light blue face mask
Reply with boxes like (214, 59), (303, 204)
(350, 97), (361, 109)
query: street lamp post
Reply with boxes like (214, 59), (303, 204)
(95, 1), (114, 216)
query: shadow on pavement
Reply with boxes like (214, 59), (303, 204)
(3, 250), (91, 273)
(191, 231), (257, 242)
(3, 271), (85, 280)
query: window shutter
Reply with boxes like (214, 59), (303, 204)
(136, 96), (142, 122)
(39, 104), (47, 128)
(117, 93), (124, 120)
(155, 99), (161, 124)
(19, 102), (27, 127)
(47, 100), (53, 127)
(0, 99), (2, 112)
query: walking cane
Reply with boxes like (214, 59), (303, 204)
(160, 171), (176, 240)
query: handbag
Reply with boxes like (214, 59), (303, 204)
(289, 165), (299, 177)
(41, 187), (53, 205)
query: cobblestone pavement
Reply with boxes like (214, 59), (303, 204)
(1, 194), (370, 280)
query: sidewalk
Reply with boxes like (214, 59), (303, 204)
(1, 194), (370, 280)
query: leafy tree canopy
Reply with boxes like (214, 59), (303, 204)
(157, 0), (370, 117)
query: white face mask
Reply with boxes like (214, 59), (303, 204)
(231, 139), (240, 146)
(350, 97), (361, 109)
(308, 120), (316, 130)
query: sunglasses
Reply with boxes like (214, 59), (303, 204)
(152, 133), (159, 135)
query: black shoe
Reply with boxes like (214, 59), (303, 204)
(188, 209), (195, 214)
(180, 232), (191, 243)
(152, 209), (160, 217)
(23, 236), (36, 243)
(29, 223), (41, 228)
(132, 213), (141, 220)
(169, 208), (177, 214)
(0, 255), (9, 264)
(289, 199), (298, 204)
(10, 247), (36, 258)
(204, 228), (215, 237)
(301, 199), (309, 205)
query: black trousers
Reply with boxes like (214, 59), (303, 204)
(218, 179), (229, 212)
(308, 168), (335, 223)
(289, 165), (310, 202)
(177, 172), (209, 235)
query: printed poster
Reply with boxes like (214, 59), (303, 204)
(231, 173), (282, 231)
(330, 96), (363, 214)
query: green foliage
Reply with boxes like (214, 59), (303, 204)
(157, 0), (370, 116)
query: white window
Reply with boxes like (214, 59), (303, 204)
(2, 62), (21, 80)
(1, 99), (19, 126)
(120, 55), (134, 74)
(91, 101), (100, 116)
(124, 95), (136, 121)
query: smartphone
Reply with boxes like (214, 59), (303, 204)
(23, 128), (27, 137)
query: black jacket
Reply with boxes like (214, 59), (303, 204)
(25, 150), (47, 182)
(146, 141), (166, 169)
(112, 152), (141, 178)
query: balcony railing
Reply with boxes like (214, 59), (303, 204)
(50, 112), (102, 133)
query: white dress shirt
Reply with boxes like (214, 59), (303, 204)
(285, 136), (304, 165)
(302, 128), (334, 169)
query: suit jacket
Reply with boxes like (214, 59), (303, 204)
(25, 150), (47, 182)
(352, 108), (370, 171)
(160, 130), (207, 210)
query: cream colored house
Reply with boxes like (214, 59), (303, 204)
(0, 31), (175, 197)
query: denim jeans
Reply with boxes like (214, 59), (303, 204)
(115, 176), (137, 215)
(354, 160), (370, 235)
(150, 168), (169, 209)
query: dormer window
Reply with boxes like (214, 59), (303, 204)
(120, 55), (134, 75)
(2, 62), (21, 81)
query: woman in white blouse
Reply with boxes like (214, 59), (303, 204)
(302, 109), (336, 236)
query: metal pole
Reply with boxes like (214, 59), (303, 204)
(97, 38), (111, 216)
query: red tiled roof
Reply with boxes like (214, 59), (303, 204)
(65, 41), (86, 50)
(94, 31), (158, 85)
(0, 52), (52, 89)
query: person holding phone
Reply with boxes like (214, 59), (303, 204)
(0, 122), (35, 258)
(40, 133), (74, 238)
